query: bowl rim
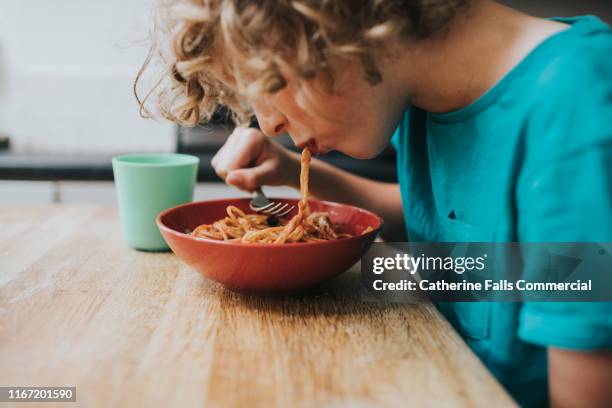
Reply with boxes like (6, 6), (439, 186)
(157, 197), (384, 248)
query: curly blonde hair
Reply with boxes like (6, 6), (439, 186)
(135, 0), (471, 127)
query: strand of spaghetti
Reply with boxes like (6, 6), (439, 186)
(274, 148), (311, 243)
(300, 147), (311, 216)
(242, 226), (285, 243)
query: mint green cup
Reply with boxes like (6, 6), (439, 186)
(112, 154), (199, 251)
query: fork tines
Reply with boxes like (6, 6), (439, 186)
(264, 202), (293, 216)
(251, 201), (293, 217)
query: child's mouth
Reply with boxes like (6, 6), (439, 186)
(306, 140), (328, 156)
(296, 138), (328, 156)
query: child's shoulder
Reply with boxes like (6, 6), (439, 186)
(521, 18), (612, 165)
(533, 16), (612, 93)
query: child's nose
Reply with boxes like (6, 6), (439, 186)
(251, 97), (288, 137)
(258, 113), (288, 137)
(273, 122), (286, 135)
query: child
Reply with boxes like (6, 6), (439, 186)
(137, 0), (612, 406)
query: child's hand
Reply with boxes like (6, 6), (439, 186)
(211, 127), (300, 192)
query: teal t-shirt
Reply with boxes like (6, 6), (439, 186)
(391, 16), (612, 407)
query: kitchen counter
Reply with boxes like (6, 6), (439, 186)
(0, 205), (515, 407)
(0, 151), (397, 182)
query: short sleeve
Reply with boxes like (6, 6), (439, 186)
(516, 53), (612, 350)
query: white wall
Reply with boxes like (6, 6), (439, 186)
(0, 0), (175, 153)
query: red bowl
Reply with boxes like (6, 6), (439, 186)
(157, 198), (382, 291)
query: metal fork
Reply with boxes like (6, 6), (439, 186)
(249, 187), (294, 217)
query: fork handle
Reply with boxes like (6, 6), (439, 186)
(254, 187), (265, 198)
(251, 186), (271, 209)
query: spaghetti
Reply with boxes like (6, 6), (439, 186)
(191, 149), (361, 243)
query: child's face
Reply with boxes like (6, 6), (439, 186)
(249, 61), (406, 159)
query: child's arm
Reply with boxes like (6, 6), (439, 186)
(548, 348), (612, 407)
(212, 127), (406, 240)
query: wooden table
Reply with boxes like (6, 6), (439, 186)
(0, 206), (515, 407)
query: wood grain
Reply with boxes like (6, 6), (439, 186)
(0, 205), (516, 407)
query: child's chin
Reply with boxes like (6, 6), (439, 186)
(340, 145), (385, 160)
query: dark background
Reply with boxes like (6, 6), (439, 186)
(502, 0), (611, 23)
